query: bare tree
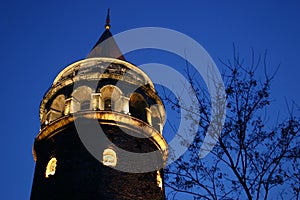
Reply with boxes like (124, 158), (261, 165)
(164, 47), (300, 200)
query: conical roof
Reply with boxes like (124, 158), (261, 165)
(87, 9), (125, 60)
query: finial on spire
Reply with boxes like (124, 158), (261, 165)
(105, 8), (110, 30)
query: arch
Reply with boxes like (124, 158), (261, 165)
(129, 93), (148, 122)
(47, 94), (65, 122)
(71, 86), (93, 112)
(150, 105), (162, 132)
(51, 94), (65, 112)
(99, 85), (122, 112)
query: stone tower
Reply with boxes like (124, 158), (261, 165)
(30, 11), (168, 200)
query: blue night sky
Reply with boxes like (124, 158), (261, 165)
(0, 0), (300, 199)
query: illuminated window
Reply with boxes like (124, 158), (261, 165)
(100, 85), (122, 112)
(45, 157), (57, 178)
(102, 148), (117, 167)
(157, 170), (163, 190)
(71, 86), (92, 113)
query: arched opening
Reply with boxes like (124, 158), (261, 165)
(71, 86), (93, 112)
(129, 93), (148, 122)
(100, 85), (122, 112)
(150, 105), (162, 132)
(47, 94), (65, 122)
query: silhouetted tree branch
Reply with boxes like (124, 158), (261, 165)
(164, 47), (300, 200)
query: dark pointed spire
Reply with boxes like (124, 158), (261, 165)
(87, 9), (125, 60)
(105, 8), (110, 30)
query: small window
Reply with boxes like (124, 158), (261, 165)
(102, 148), (117, 167)
(157, 170), (163, 190)
(45, 157), (57, 178)
(104, 98), (113, 111)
